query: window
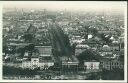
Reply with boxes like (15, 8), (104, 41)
(100, 62), (103, 64)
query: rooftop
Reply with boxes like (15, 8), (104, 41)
(60, 55), (79, 63)
(39, 56), (54, 62)
(35, 46), (52, 55)
(84, 60), (100, 62)
(76, 44), (89, 49)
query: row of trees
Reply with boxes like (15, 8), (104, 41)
(49, 23), (72, 56)
(3, 66), (38, 76)
(77, 49), (101, 66)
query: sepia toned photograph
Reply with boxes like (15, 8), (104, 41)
(0, 1), (127, 82)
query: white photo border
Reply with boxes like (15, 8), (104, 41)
(0, 1), (127, 82)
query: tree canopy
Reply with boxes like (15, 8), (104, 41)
(49, 23), (72, 56)
(77, 49), (101, 65)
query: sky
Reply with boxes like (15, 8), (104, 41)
(1, 1), (127, 13)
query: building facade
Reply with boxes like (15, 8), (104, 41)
(22, 46), (54, 70)
(84, 60), (100, 70)
(100, 59), (124, 70)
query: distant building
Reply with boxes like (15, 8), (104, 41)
(119, 36), (124, 50)
(38, 46), (54, 70)
(70, 36), (85, 44)
(99, 44), (120, 58)
(99, 51), (113, 57)
(100, 59), (124, 70)
(22, 56), (54, 70)
(60, 56), (79, 66)
(3, 61), (22, 68)
(84, 60), (100, 70)
(7, 43), (30, 49)
(100, 44), (120, 52)
(71, 39), (85, 44)
(88, 34), (93, 39)
(35, 46), (52, 55)
(3, 27), (9, 35)
(98, 30), (117, 35)
(22, 60), (33, 69)
(39, 56), (54, 70)
(84, 38), (103, 50)
(22, 46), (54, 70)
(110, 44), (120, 51)
(57, 19), (69, 26)
(60, 56), (79, 73)
(75, 44), (90, 56)
(15, 57), (23, 61)
(119, 35), (124, 43)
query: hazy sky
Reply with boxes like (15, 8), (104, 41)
(2, 1), (127, 13)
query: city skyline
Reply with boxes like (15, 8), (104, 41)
(2, 1), (126, 13)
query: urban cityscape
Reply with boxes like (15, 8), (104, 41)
(2, 2), (125, 80)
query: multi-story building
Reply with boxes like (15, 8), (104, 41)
(70, 36), (85, 44)
(98, 30), (117, 35)
(3, 61), (22, 68)
(39, 52), (54, 70)
(84, 60), (100, 70)
(22, 55), (54, 70)
(35, 46), (53, 62)
(99, 44), (120, 58)
(75, 44), (90, 56)
(22, 46), (54, 70)
(60, 55), (79, 74)
(35, 46), (52, 55)
(22, 57), (38, 69)
(100, 59), (124, 70)
(84, 38), (103, 50)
